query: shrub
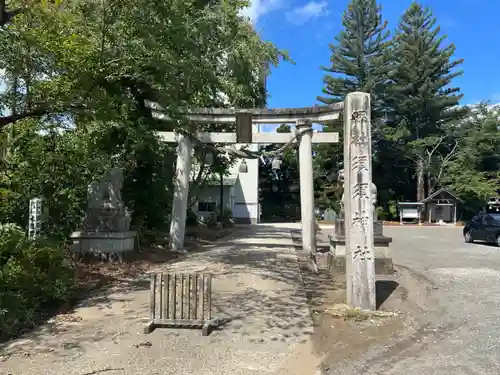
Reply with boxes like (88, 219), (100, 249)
(205, 213), (218, 228)
(0, 224), (75, 340)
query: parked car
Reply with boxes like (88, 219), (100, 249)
(463, 212), (500, 245)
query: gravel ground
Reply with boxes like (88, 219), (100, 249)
(320, 226), (500, 375)
(3, 225), (499, 375)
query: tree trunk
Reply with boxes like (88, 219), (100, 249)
(427, 171), (433, 197)
(2, 75), (18, 163)
(416, 157), (425, 202)
(0, 1), (23, 26)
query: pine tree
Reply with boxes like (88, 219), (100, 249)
(318, 0), (391, 118)
(388, 2), (465, 201)
(314, 0), (391, 211)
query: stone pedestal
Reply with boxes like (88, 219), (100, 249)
(334, 218), (384, 237)
(327, 219), (393, 276)
(70, 231), (136, 254)
(69, 167), (137, 261)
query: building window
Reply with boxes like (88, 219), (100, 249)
(198, 202), (216, 212)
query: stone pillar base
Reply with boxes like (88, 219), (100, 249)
(327, 233), (394, 276)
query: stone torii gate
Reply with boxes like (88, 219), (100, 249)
(150, 101), (342, 253)
(150, 91), (376, 310)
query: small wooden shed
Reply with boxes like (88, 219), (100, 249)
(421, 188), (462, 224)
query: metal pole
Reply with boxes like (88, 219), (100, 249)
(220, 172), (224, 224)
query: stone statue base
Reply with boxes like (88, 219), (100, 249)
(334, 218), (384, 238)
(327, 218), (393, 275)
(69, 167), (136, 262)
(70, 231), (137, 262)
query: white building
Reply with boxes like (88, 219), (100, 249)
(192, 125), (261, 224)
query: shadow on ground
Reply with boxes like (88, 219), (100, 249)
(1, 224), (317, 355)
(376, 280), (399, 309)
(0, 226), (240, 347)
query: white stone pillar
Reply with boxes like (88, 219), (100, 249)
(297, 120), (316, 255)
(170, 134), (193, 251)
(343, 92), (376, 311)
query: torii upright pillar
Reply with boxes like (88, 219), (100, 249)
(297, 119), (317, 258)
(169, 134), (193, 251)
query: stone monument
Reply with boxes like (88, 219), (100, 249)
(28, 197), (42, 240)
(327, 94), (394, 308)
(70, 167), (137, 262)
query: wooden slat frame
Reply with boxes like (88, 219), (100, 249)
(144, 272), (216, 336)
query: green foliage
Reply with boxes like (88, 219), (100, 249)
(313, 0), (495, 218)
(0, 224), (75, 340)
(386, 2), (465, 200)
(313, 127), (342, 211)
(388, 200), (398, 217)
(1, 117), (178, 237)
(388, 3), (465, 138)
(318, 0), (391, 117)
(1, 119), (109, 239)
(442, 104), (500, 214)
(259, 126), (302, 222)
(0, 0), (287, 130)
(0, 0), (287, 231)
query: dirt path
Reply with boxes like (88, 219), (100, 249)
(0, 224), (319, 375)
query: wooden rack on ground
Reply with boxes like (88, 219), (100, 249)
(143, 272), (218, 336)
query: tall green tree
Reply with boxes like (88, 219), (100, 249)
(314, 0), (391, 210)
(0, 0), (287, 233)
(387, 2), (465, 201)
(0, 0), (285, 131)
(318, 0), (391, 116)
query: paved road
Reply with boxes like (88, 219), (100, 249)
(328, 226), (500, 375)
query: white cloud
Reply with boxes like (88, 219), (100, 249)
(240, 0), (283, 24)
(286, 1), (329, 25)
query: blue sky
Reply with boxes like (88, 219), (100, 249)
(243, 0), (500, 118)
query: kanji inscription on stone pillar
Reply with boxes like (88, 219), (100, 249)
(343, 92), (376, 311)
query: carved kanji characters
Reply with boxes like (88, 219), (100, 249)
(352, 182), (370, 199)
(352, 244), (373, 260)
(351, 155), (369, 172)
(351, 211), (369, 230)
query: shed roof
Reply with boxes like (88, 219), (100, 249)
(420, 187), (463, 203)
(398, 202), (424, 206)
